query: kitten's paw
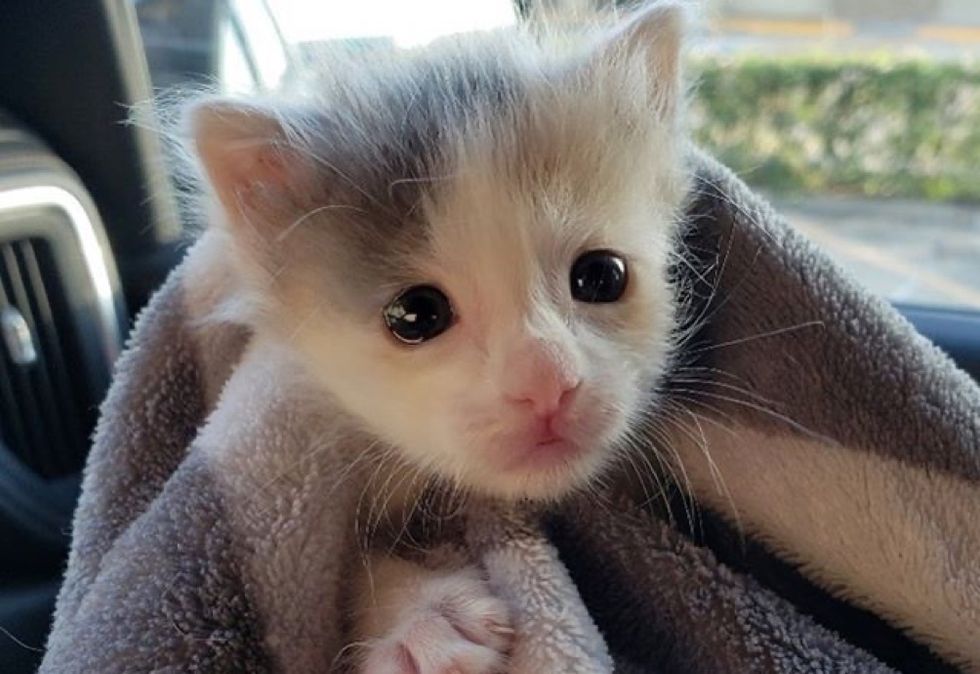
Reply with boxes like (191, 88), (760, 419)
(360, 567), (512, 674)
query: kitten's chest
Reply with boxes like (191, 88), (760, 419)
(352, 452), (433, 541)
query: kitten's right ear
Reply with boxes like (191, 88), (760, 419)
(187, 99), (309, 225)
(590, 1), (687, 120)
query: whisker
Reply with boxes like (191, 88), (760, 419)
(669, 386), (831, 443)
(636, 413), (702, 532)
(691, 320), (825, 355)
(663, 392), (739, 429)
(274, 203), (369, 243)
(668, 376), (779, 410)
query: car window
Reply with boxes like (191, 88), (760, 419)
(133, 0), (980, 311)
(689, 1), (980, 311)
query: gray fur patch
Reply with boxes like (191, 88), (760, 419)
(278, 40), (531, 308)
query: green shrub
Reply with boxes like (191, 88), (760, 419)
(689, 55), (980, 203)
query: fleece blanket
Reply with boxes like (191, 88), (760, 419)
(40, 151), (980, 673)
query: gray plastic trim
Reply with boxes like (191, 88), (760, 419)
(0, 185), (122, 364)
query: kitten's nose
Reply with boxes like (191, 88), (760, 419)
(511, 378), (580, 419)
(503, 342), (580, 418)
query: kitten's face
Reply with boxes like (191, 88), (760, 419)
(191, 3), (688, 500)
(283, 153), (678, 500)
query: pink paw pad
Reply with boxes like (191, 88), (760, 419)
(362, 570), (513, 674)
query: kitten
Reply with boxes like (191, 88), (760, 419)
(183, 2), (688, 671)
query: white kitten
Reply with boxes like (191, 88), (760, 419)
(182, 2), (688, 671)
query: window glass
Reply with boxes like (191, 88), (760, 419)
(689, 0), (980, 311)
(133, 0), (980, 311)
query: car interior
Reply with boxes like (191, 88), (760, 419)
(0, 1), (978, 672)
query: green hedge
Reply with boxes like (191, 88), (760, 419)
(689, 55), (980, 203)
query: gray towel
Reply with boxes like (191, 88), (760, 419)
(40, 151), (980, 673)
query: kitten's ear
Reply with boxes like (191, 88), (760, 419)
(188, 99), (310, 226)
(592, 1), (686, 119)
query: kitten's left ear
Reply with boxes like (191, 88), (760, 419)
(187, 98), (312, 229)
(592, 1), (686, 119)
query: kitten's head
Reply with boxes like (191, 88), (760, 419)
(187, 2), (689, 500)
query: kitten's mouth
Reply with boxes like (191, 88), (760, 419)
(503, 436), (584, 472)
(499, 416), (591, 472)
(465, 403), (626, 500)
(535, 426), (562, 446)
(480, 402), (620, 487)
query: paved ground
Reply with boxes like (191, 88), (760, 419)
(769, 195), (980, 311)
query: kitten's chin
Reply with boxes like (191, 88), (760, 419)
(466, 440), (613, 502)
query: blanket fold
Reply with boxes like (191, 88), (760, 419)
(40, 152), (980, 673)
(548, 496), (896, 673)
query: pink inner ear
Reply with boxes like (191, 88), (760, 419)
(232, 143), (292, 206)
(256, 147), (289, 183)
(190, 101), (302, 220)
(202, 138), (293, 213)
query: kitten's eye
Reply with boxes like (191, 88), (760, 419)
(570, 250), (628, 303)
(383, 285), (454, 344)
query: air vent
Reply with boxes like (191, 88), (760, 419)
(0, 238), (88, 478)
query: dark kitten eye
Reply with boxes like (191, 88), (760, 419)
(383, 285), (454, 344)
(570, 250), (628, 303)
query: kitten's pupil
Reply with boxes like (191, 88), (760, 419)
(384, 285), (453, 344)
(570, 250), (628, 303)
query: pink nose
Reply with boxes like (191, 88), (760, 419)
(503, 344), (580, 418)
(508, 378), (580, 418)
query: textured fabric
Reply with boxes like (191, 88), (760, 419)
(40, 152), (980, 673)
(549, 498), (895, 674)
